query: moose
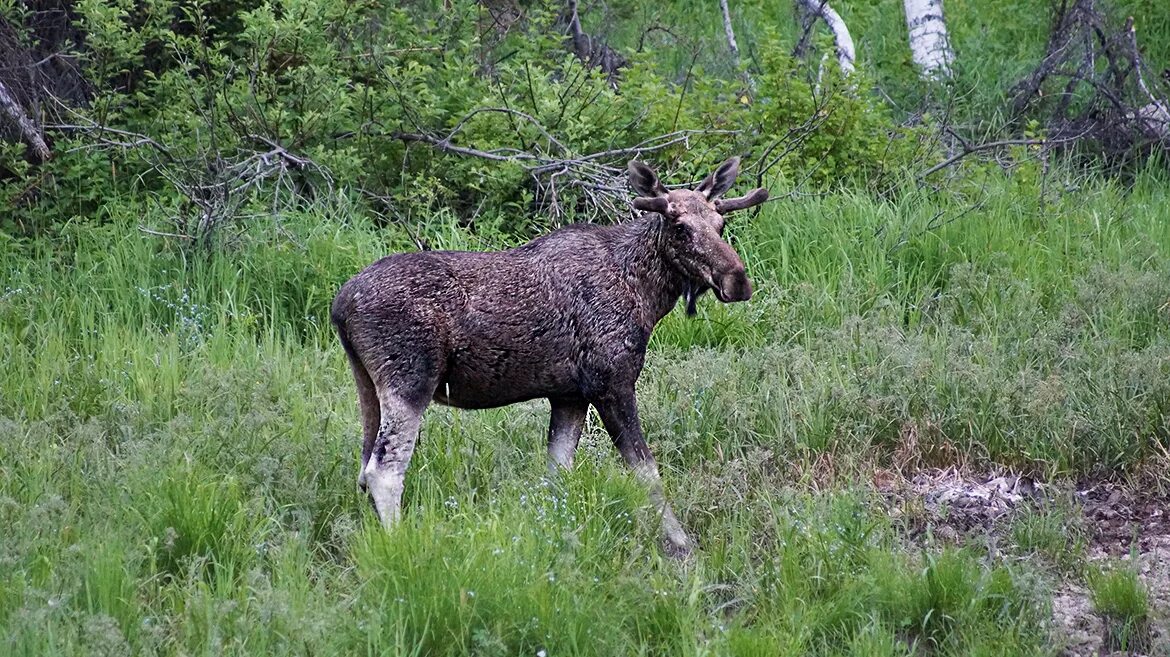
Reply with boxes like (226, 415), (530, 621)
(331, 157), (768, 555)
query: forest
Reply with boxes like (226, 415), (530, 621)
(3, 0), (1170, 655)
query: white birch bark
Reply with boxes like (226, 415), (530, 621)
(720, 0), (740, 65)
(903, 0), (954, 80)
(796, 0), (855, 75)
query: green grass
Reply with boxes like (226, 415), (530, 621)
(1089, 565), (1152, 653)
(1007, 500), (1088, 573)
(3, 168), (1170, 654)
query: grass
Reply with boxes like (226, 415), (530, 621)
(1007, 500), (1088, 574)
(2, 168), (1169, 654)
(1089, 565), (1152, 653)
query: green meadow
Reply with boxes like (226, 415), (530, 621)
(4, 0), (1170, 654)
(4, 167), (1170, 655)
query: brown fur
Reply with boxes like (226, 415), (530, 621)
(331, 157), (768, 555)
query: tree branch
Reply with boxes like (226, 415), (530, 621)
(719, 0), (741, 65)
(0, 78), (50, 162)
(918, 133), (1088, 178)
(389, 108), (741, 222)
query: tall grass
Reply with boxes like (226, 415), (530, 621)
(2, 170), (1169, 654)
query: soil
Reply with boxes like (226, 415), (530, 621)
(874, 470), (1170, 657)
(1077, 483), (1170, 556)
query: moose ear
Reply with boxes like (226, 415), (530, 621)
(628, 160), (667, 198)
(696, 157), (741, 201)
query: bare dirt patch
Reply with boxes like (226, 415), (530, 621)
(875, 468), (1042, 544)
(875, 470), (1170, 657)
(1076, 483), (1170, 555)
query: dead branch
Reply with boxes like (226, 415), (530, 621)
(0, 5), (89, 163)
(1010, 0), (1170, 164)
(564, 0), (627, 86)
(0, 77), (49, 162)
(918, 133), (1088, 178)
(390, 106), (740, 222)
(46, 101), (333, 245)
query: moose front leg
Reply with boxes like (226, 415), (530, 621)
(547, 397), (589, 472)
(592, 390), (691, 558)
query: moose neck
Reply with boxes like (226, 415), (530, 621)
(613, 214), (688, 331)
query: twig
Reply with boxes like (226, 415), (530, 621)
(918, 133), (1088, 178)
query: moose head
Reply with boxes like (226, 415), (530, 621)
(627, 157), (769, 315)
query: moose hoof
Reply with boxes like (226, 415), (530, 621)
(661, 533), (693, 560)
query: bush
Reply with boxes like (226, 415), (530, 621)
(2, 0), (927, 239)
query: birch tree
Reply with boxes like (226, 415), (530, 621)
(795, 0), (856, 76)
(903, 0), (955, 80)
(720, 0), (741, 67)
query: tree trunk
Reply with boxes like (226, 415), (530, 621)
(564, 0), (626, 86)
(720, 0), (740, 66)
(795, 0), (855, 76)
(903, 0), (954, 80)
(0, 78), (50, 163)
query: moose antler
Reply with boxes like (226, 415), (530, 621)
(714, 188), (769, 213)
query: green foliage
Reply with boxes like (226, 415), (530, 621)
(6, 168), (1170, 653)
(1, 0), (943, 236)
(1089, 566), (1150, 621)
(871, 548), (1041, 652)
(752, 37), (927, 186)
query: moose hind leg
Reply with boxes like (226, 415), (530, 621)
(364, 393), (428, 527)
(592, 391), (691, 557)
(547, 397), (589, 472)
(346, 356), (381, 493)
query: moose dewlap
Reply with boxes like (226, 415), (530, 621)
(331, 157), (768, 556)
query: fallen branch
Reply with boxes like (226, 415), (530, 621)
(46, 102), (333, 245)
(1009, 0), (1170, 163)
(1125, 17), (1169, 139)
(391, 108), (741, 221)
(918, 132), (1089, 178)
(0, 78), (50, 162)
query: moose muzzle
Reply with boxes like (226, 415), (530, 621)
(714, 269), (753, 303)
